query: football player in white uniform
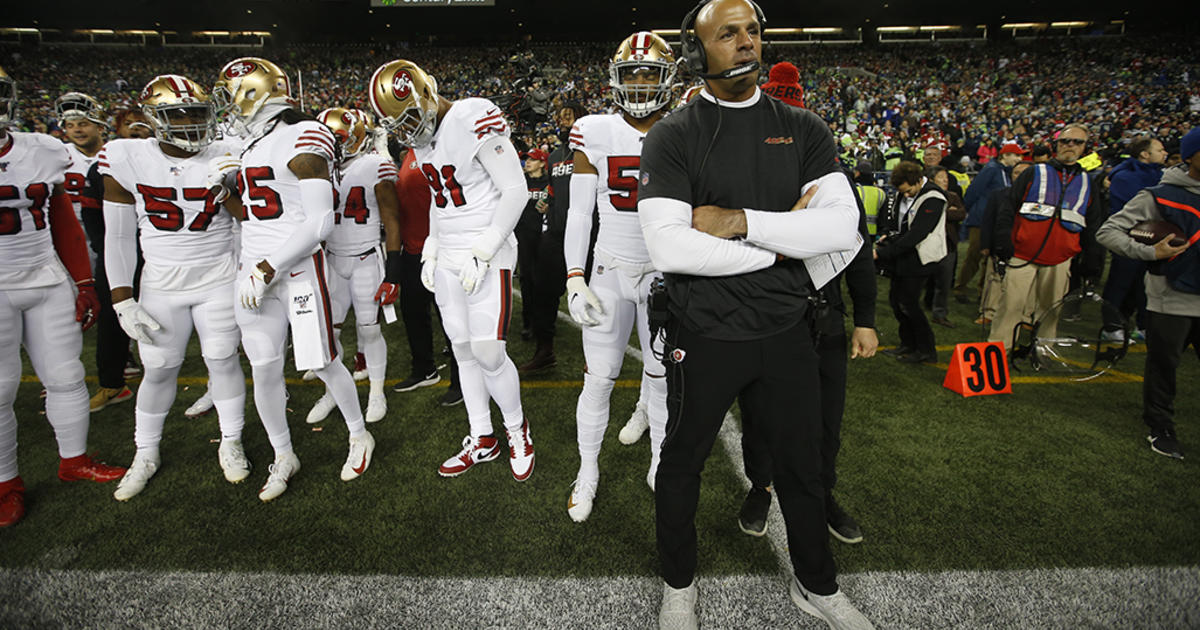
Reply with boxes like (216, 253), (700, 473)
(214, 57), (374, 502)
(99, 75), (250, 501)
(563, 32), (676, 521)
(369, 60), (534, 481)
(305, 107), (402, 425)
(0, 67), (126, 527)
(56, 92), (108, 231)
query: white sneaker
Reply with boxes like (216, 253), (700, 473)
(113, 453), (159, 501)
(619, 402), (649, 445)
(306, 392), (336, 425)
(789, 577), (875, 630)
(365, 392), (387, 424)
(505, 418), (535, 482)
(567, 476), (598, 522)
(258, 452), (301, 502)
(340, 431), (375, 481)
(301, 370), (318, 381)
(658, 581), (698, 630)
(184, 390), (214, 419)
(1100, 329), (1127, 343)
(218, 439), (251, 483)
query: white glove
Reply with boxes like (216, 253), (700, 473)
(459, 256), (490, 296)
(420, 237), (438, 293)
(207, 154), (241, 203)
(238, 264), (270, 310)
(566, 275), (604, 327)
(112, 298), (162, 344)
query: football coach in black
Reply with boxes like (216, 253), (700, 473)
(637, 1), (876, 628)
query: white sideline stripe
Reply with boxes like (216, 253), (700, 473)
(2, 567), (1197, 629)
(517, 289), (795, 576)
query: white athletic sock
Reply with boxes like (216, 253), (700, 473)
(576, 372), (615, 481)
(251, 358), (292, 455)
(0, 408), (18, 480)
(456, 356), (493, 438)
(44, 381), (89, 459)
(205, 354), (245, 440)
(482, 358), (525, 432)
(358, 322), (387, 396)
(315, 361), (365, 438)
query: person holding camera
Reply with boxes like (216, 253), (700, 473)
(875, 160), (948, 364)
(637, 1), (874, 628)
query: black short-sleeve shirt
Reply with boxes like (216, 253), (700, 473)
(638, 91), (839, 340)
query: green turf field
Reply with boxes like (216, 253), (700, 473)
(2, 253), (1198, 587)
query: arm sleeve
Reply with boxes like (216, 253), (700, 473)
(49, 191), (93, 284)
(264, 178), (335, 272)
(639, 197), (777, 276)
(102, 199), (138, 290)
(742, 171), (860, 259)
(470, 134), (527, 260)
(563, 172), (597, 272)
(1095, 189), (1161, 261)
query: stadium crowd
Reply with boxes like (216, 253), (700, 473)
(6, 36), (1199, 172)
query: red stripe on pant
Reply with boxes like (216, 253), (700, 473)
(313, 250), (337, 361)
(497, 269), (512, 341)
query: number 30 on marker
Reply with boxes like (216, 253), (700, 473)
(943, 342), (1012, 397)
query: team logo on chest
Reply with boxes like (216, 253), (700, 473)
(170, 166), (183, 176)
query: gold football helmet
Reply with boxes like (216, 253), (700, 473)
(139, 74), (219, 152)
(55, 92), (108, 127)
(212, 57), (293, 126)
(317, 107), (369, 158)
(368, 60), (439, 148)
(609, 31), (677, 118)
(0, 66), (15, 124)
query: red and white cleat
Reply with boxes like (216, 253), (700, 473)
(506, 418), (535, 482)
(438, 435), (500, 477)
(58, 454), (126, 483)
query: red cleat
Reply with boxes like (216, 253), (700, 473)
(0, 476), (25, 527)
(58, 454), (126, 483)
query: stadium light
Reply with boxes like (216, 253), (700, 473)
(876, 26), (917, 32)
(0, 28), (40, 35)
(919, 25), (958, 32)
(1050, 21), (1090, 28)
(1002, 22), (1047, 29)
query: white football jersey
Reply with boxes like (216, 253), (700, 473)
(236, 119), (337, 266)
(569, 113), (651, 263)
(63, 142), (99, 224)
(0, 131), (72, 289)
(327, 153), (399, 256)
(412, 97), (518, 270)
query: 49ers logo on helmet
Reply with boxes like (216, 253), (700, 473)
(341, 111), (355, 126)
(392, 70), (414, 100)
(139, 85), (154, 102)
(224, 61), (258, 79)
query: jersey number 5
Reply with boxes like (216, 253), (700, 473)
(0, 183), (50, 235)
(607, 156), (640, 212)
(422, 164), (467, 209)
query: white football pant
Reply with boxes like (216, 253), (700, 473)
(327, 249), (386, 396)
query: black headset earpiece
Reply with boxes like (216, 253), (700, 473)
(679, 0), (766, 78)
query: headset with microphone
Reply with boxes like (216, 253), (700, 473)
(679, 0), (767, 81)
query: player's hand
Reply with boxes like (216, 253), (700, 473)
(791, 184), (820, 211)
(850, 326), (878, 359)
(75, 282), (100, 332)
(374, 281), (400, 305)
(207, 154), (241, 203)
(238, 263), (270, 310)
(112, 298), (161, 343)
(459, 256), (490, 296)
(1153, 234), (1190, 260)
(566, 275), (604, 326)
